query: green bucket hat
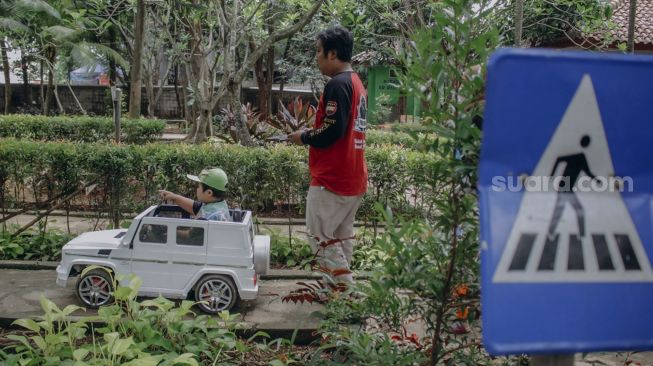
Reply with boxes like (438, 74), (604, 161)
(187, 168), (228, 192)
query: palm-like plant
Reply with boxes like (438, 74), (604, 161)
(0, 0), (58, 114)
(267, 96), (316, 133)
(6, 0), (128, 115)
(217, 102), (275, 144)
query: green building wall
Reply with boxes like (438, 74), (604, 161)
(366, 65), (420, 124)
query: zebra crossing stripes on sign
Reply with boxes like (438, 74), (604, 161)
(492, 75), (653, 283)
(479, 49), (653, 355)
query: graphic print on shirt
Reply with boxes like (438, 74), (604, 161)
(354, 95), (367, 133)
(326, 101), (337, 116)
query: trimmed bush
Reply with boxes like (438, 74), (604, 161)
(0, 139), (441, 220)
(387, 122), (438, 134)
(0, 114), (165, 143)
(366, 129), (440, 150)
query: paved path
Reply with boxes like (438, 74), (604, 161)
(0, 268), (323, 342)
(1, 268), (652, 364)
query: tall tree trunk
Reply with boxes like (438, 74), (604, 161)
(180, 64), (191, 123)
(20, 47), (31, 106)
(188, 46), (209, 143)
(144, 66), (155, 117)
(192, 103), (210, 143)
(1, 38), (11, 114)
(39, 60), (44, 112)
(265, 45), (274, 119)
(173, 65), (183, 119)
(252, 53), (269, 120)
(52, 69), (64, 114)
(627, 0), (637, 53)
(43, 47), (56, 115)
(253, 4), (275, 120)
(66, 79), (86, 115)
(514, 0), (524, 47)
(182, 63), (197, 138)
(228, 80), (253, 146)
(278, 36), (292, 102)
(128, 0), (146, 118)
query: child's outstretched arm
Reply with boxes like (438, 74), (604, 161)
(158, 190), (195, 216)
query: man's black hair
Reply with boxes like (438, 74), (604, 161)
(317, 26), (353, 62)
(200, 183), (226, 200)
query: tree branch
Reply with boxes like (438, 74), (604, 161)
(232, 0), (324, 84)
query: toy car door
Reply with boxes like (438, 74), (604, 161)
(131, 217), (172, 292)
(167, 220), (208, 289)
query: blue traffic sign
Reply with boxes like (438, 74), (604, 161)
(479, 49), (653, 355)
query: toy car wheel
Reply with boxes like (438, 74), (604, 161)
(76, 269), (114, 308)
(195, 275), (237, 314)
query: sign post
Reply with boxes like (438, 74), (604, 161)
(530, 355), (574, 366)
(111, 86), (121, 143)
(479, 49), (653, 360)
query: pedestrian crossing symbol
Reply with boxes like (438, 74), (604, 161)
(479, 49), (653, 355)
(492, 74), (653, 283)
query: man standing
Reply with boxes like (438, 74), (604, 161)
(289, 26), (367, 285)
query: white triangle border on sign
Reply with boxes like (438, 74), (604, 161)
(492, 75), (653, 283)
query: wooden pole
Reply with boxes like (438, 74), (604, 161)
(530, 354), (575, 366)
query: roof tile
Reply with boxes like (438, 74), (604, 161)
(610, 0), (653, 45)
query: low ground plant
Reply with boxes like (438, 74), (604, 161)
(0, 225), (73, 261)
(0, 269), (305, 365)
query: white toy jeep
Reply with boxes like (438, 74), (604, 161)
(55, 204), (270, 314)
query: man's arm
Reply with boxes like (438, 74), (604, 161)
(289, 78), (352, 148)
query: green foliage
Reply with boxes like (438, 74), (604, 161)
(268, 97), (316, 133)
(0, 138), (439, 221)
(215, 103), (274, 144)
(260, 226), (314, 269)
(0, 114), (165, 143)
(366, 129), (440, 150)
(387, 123), (439, 134)
(0, 271), (274, 365)
(350, 228), (389, 272)
(0, 226), (73, 261)
(494, 0), (615, 48)
(310, 0), (522, 364)
(368, 93), (393, 125)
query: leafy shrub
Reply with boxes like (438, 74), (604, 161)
(268, 97), (316, 133)
(366, 129), (440, 150)
(0, 226), (73, 261)
(261, 227), (314, 269)
(0, 270), (279, 365)
(387, 122), (438, 134)
(369, 93), (393, 125)
(0, 139), (440, 222)
(215, 103), (275, 143)
(0, 114), (165, 143)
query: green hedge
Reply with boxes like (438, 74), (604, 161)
(386, 122), (438, 134)
(0, 139), (441, 220)
(0, 114), (166, 143)
(366, 129), (440, 150)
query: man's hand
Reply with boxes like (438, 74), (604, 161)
(288, 130), (306, 145)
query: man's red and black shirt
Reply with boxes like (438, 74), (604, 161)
(301, 71), (368, 196)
